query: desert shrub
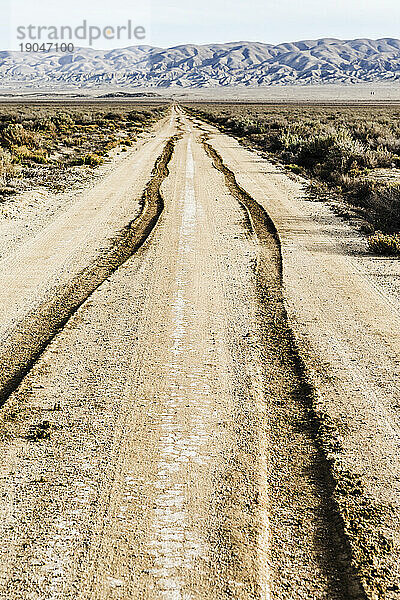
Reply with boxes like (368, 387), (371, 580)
(375, 135), (400, 154)
(73, 111), (95, 125)
(26, 421), (51, 441)
(280, 129), (303, 153)
(367, 232), (400, 255)
(364, 146), (397, 168)
(287, 128), (367, 177)
(28, 151), (48, 164)
(0, 149), (19, 182)
(226, 116), (265, 136)
(13, 145), (48, 164)
(52, 113), (74, 130)
(105, 140), (119, 150)
(33, 118), (57, 135)
(63, 136), (76, 147)
(285, 163), (303, 174)
(1, 123), (43, 150)
(365, 182), (400, 231)
(127, 110), (150, 122)
(70, 153), (103, 167)
(104, 111), (123, 122)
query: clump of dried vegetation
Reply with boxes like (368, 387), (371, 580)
(186, 103), (400, 254)
(0, 103), (167, 196)
(367, 231), (400, 255)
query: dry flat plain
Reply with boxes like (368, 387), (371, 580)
(0, 103), (398, 600)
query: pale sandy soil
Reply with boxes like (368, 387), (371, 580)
(0, 108), (397, 599)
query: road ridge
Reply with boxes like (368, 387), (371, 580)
(0, 134), (179, 406)
(201, 115), (400, 598)
(201, 133), (367, 600)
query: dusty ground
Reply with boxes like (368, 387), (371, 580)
(0, 107), (398, 599)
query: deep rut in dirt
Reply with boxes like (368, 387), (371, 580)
(0, 135), (179, 407)
(202, 136), (367, 600)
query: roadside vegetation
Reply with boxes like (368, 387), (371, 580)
(0, 103), (167, 197)
(186, 103), (400, 255)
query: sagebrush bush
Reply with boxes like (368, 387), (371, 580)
(70, 153), (103, 167)
(13, 145), (48, 164)
(1, 123), (43, 150)
(34, 118), (57, 135)
(366, 182), (400, 231)
(0, 149), (18, 183)
(367, 232), (400, 255)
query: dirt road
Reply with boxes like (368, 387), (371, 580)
(0, 108), (398, 599)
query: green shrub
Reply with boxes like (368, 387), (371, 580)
(104, 111), (123, 121)
(34, 118), (57, 135)
(26, 421), (51, 441)
(285, 164), (303, 174)
(52, 113), (74, 130)
(13, 145), (48, 164)
(127, 110), (152, 122)
(366, 182), (400, 231)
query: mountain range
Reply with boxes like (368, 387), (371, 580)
(1, 38), (400, 88)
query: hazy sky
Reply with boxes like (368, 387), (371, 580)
(4, 0), (400, 50)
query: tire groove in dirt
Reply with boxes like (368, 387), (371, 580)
(202, 135), (367, 600)
(0, 134), (179, 407)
